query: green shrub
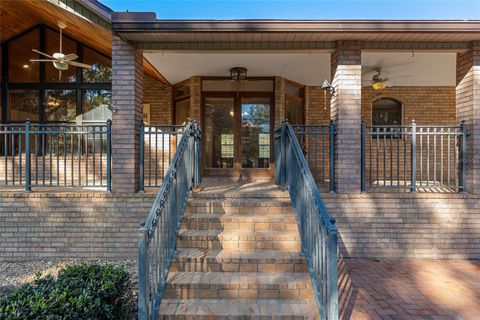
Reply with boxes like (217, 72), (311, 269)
(0, 262), (135, 320)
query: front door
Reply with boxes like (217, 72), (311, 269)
(203, 93), (273, 177)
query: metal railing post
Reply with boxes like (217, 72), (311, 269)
(194, 123), (201, 187)
(327, 226), (339, 320)
(106, 120), (112, 192)
(25, 119), (31, 191)
(139, 121), (145, 192)
(410, 120), (417, 192)
(138, 225), (149, 320)
(329, 120), (335, 193)
(280, 121), (286, 187)
(360, 121), (366, 193)
(460, 120), (467, 193)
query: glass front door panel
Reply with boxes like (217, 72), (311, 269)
(205, 97), (235, 168)
(241, 98), (271, 168)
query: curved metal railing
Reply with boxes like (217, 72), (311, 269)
(137, 120), (201, 320)
(275, 122), (339, 320)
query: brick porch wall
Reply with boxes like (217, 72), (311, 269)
(1, 191), (478, 261)
(323, 193), (480, 259)
(0, 192), (156, 262)
(144, 74), (173, 125)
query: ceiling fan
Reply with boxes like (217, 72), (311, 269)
(29, 22), (92, 80)
(362, 67), (413, 91)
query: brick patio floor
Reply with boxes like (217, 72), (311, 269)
(339, 259), (480, 320)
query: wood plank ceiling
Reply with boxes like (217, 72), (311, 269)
(0, 0), (168, 84)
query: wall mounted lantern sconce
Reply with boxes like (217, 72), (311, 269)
(321, 79), (335, 95)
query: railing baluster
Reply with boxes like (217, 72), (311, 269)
(25, 120), (31, 191)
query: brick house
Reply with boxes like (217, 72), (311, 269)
(1, 1), (479, 319)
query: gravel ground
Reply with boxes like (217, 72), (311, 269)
(0, 259), (138, 295)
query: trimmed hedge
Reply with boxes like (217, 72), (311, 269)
(0, 262), (135, 320)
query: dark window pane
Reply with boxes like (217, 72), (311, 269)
(285, 98), (304, 125)
(205, 97), (235, 168)
(8, 90), (39, 121)
(372, 98), (402, 126)
(82, 47), (111, 83)
(45, 90), (76, 121)
(175, 99), (190, 125)
(82, 90), (112, 122)
(9, 30), (40, 82)
(44, 29), (77, 83)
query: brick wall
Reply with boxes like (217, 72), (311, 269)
(323, 193), (480, 259)
(361, 86), (456, 125)
(1, 191), (478, 261)
(144, 74), (173, 125)
(111, 35), (143, 193)
(456, 41), (480, 194)
(274, 77), (285, 128)
(0, 192), (156, 262)
(330, 41), (362, 193)
(190, 76), (202, 121)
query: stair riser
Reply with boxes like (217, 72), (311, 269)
(176, 239), (302, 251)
(185, 206), (293, 215)
(159, 315), (315, 320)
(163, 288), (315, 300)
(170, 261), (308, 273)
(181, 221), (298, 231)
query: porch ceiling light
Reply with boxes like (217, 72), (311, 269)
(372, 81), (387, 90)
(230, 67), (247, 81)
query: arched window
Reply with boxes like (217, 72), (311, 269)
(372, 98), (402, 126)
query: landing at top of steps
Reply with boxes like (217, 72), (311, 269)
(193, 178), (289, 198)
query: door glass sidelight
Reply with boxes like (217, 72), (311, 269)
(205, 97), (235, 168)
(241, 97), (271, 168)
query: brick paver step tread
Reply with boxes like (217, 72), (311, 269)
(173, 248), (305, 263)
(183, 213), (297, 222)
(166, 271), (313, 290)
(177, 229), (301, 241)
(158, 298), (320, 318)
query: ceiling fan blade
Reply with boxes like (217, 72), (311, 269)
(30, 59), (56, 62)
(67, 61), (92, 69)
(32, 49), (55, 59)
(63, 53), (78, 61)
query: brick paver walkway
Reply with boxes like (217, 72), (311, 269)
(339, 259), (480, 320)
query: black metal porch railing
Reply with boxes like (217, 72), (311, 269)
(361, 120), (467, 192)
(139, 122), (185, 190)
(137, 121), (201, 320)
(275, 122), (339, 320)
(1, 120), (111, 190)
(292, 122), (335, 192)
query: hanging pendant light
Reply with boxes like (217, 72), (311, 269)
(230, 67), (248, 81)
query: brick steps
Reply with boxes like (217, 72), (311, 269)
(158, 183), (319, 319)
(181, 213), (298, 231)
(170, 248), (308, 273)
(158, 298), (319, 319)
(163, 272), (315, 299)
(176, 230), (302, 251)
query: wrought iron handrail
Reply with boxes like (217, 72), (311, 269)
(1, 120), (111, 190)
(361, 120), (467, 192)
(137, 120), (201, 320)
(275, 122), (339, 320)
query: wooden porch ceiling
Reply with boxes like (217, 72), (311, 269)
(0, 0), (169, 85)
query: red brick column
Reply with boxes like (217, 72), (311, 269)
(274, 77), (285, 128)
(330, 41), (362, 193)
(111, 35), (144, 193)
(456, 41), (480, 194)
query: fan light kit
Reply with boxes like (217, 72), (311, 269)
(29, 22), (92, 80)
